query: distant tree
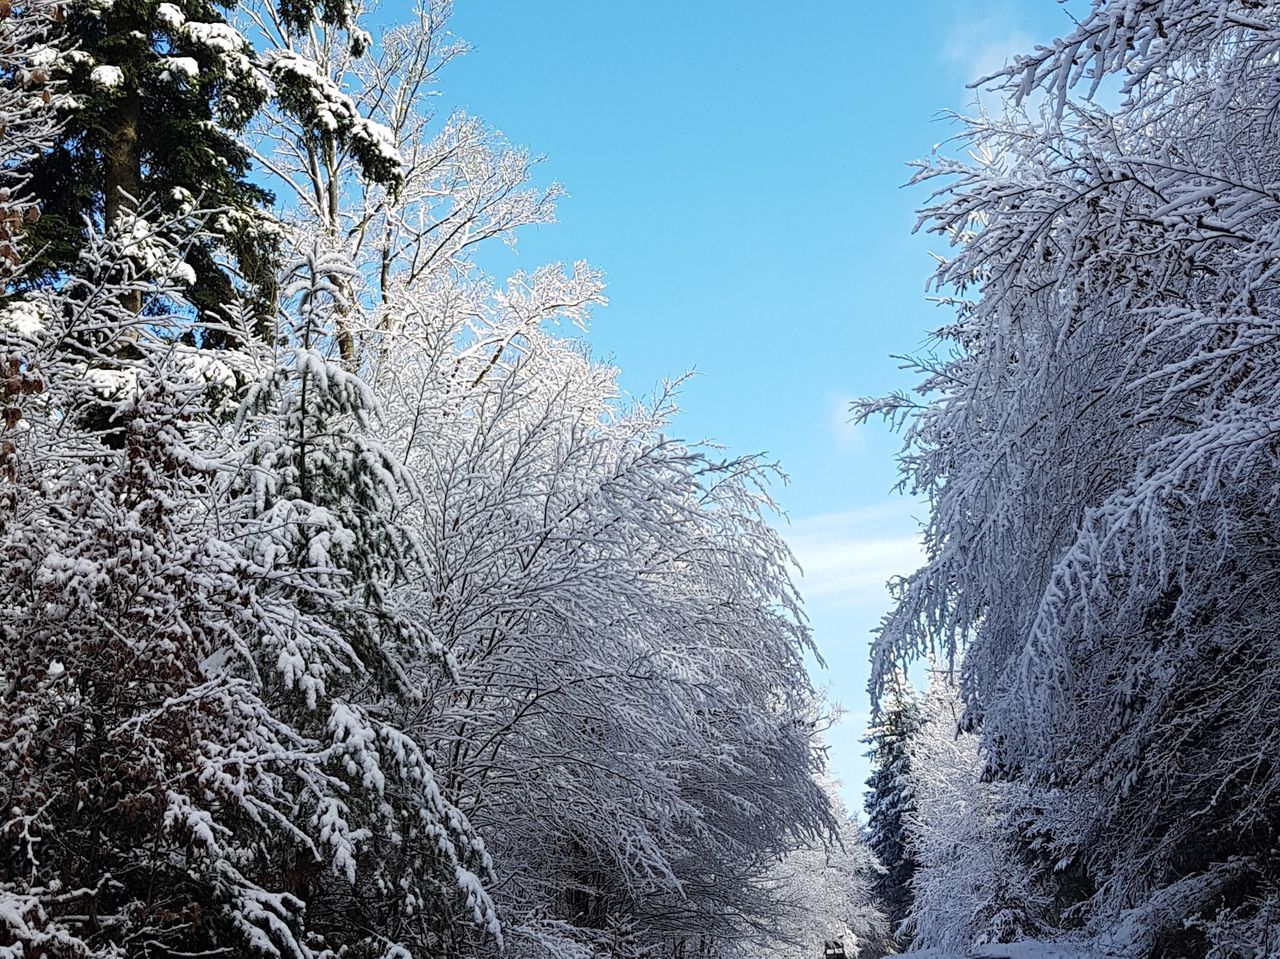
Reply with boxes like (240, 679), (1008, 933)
(756, 775), (890, 959)
(862, 668), (919, 940)
(904, 670), (1048, 951)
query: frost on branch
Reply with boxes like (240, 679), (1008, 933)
(754, 776), (890, 959)
(863, 1), (1280, 953)
(0, 202), (497, 957)
(0, 0), (61, 279)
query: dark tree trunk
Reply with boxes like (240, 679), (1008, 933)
(103, 82), (142, 313)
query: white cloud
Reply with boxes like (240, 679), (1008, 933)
(948, 26), (1036, 89)
(827, 392), (864, 451)
(778, 501), (928, 811)
(939, 4), (1038, 113)
(782, 500), (926, 611)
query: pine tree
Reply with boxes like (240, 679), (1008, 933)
(16, 0), (400, 324)
(862, 668), (919, 940)
(232, 243), (501, 955)
(19, 0), (266, 317)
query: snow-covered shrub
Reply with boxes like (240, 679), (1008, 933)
(0, 205), (498, 958)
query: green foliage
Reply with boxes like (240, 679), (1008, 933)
(20, 0), (279, 320)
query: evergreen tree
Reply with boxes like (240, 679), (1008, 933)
(17, 0), (400, 324)
(231, 243), (501, 955)
(862, 668), (919, 940)
(0, 201), (499, 959)
(21, 0), (267, 317)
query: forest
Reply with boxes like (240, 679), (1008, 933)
(1, 0), (1278, 958)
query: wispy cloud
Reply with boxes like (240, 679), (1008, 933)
(783, 500), (925, 611)
(940, 5), (1037, 112)
(827, 391), (864, 451)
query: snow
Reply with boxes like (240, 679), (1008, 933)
(27, 45), (56, 68)
(89, 64), (122, 88)
(180, 19), (266, 97)
(84, 366), (138, 398)
(155, 2), (185, 29)
(899, 944), (1095, 959)
(181, 21), (245, 54)
(266, 49), (402, 179)
(159, 56), (198, 81)
(0, 300), (48, 338)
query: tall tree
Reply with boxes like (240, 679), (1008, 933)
(248, 5), (838, 955)
(862, 1), (1280, 954)
(862, 668), (918, 940)
(18, 0), (400, 322)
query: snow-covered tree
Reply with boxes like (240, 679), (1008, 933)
(1, 191), (495, 959)
(862, 668), (919, 942)
(242, 0), (556, 365)
(259, 6), (850, 955)
(241, 5), (838, 955)
(374, 300), (830, 959)
(904, 670), (1048, 952)
(862, 0), (1280, 953)
(20, 0), (402, 320)
(231, 243), (501, 956)
(755, 776), (889, 959)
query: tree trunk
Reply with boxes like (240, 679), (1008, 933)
(104, 87), (142, 313)
(324, 141), (357, 367)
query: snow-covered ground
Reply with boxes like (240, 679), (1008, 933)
(899, 941), (1097, 959)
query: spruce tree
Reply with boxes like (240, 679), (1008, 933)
(16, 0), (399, 325)
(862, 668), (920, 940)
(232, 245), (502, 953)
(20, 0), (270, 318)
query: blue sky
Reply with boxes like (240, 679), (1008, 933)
(432, 0), (1079, 810)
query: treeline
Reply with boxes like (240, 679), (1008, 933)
(0, 2), (886, 958)
(862, 2), (1280, 957)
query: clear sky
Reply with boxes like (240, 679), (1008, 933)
(430, 0), (1080, 810)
